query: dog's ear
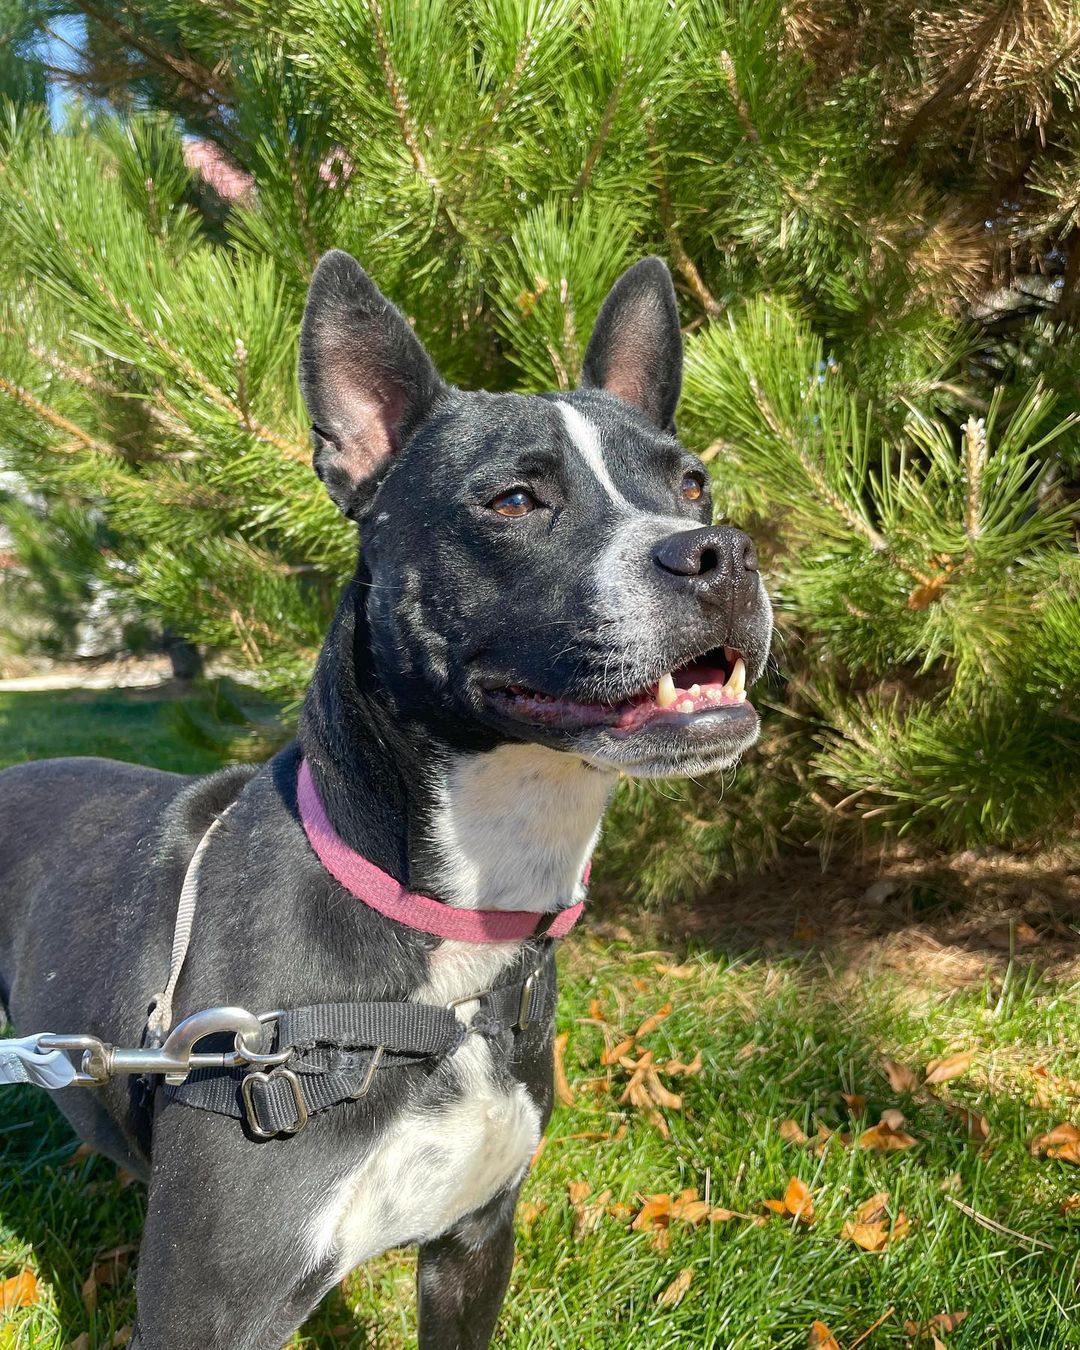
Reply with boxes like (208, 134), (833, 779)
(299, 250), (447, 516)
(579, 257), (682, 432)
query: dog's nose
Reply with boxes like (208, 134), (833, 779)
(652, 525), (757, 585)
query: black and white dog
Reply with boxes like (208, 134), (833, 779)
(0, 252), (771, 1349)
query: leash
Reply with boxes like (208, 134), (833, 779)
(1, 760), (569, 1137)
(145, 806), (233, 1043)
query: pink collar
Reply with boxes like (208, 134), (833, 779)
(297, 759), (587, 944)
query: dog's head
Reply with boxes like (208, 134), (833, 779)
(299, 250), (771, 779)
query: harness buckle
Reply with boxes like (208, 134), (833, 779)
(516, 971), (538, 1032)
(241, 1066), (309, 1139)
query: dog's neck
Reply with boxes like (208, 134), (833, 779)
(298, 580), (615, 914)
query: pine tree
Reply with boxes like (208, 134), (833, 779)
(1, 1), (1078, 897)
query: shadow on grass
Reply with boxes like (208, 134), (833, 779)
(592, 843), (1080, 987)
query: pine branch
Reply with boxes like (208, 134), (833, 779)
(748, 375), (881, 550)
(892, 3), (1013, 159)
(718, 50), (760, 144)
(0, 376), (123, 458)
(285, 138), (318, 270)
(571, 56), (628, 200)
(70, 1), (230, 109)
(647, 123), (723, 320)
(747, 374), (934, 586)
(462, 29), (533, 151)
(366, 0), (440, 195)
(86, 270), (309, 463)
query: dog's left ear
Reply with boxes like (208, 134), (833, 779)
(299, 250), (447, 517)
(579, 256), (682, 432)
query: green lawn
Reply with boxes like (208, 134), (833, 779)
(0, 689), (223, 775)
(1, 690), (1077, 1348)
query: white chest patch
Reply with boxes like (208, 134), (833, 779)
(307, 1036), (540, 1275)
(427, 741), (613, 913)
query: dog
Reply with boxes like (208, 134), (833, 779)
(0, 251), (772, 1349)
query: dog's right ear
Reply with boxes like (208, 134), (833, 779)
(299, 250), (447, 517)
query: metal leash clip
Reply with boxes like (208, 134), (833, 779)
(38, 1007), (267, 1087)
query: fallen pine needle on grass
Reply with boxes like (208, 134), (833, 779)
(944, 1194), (1054, 1251)
(552, 1031), (575, 1107)
(848, 1306), (895, 1349)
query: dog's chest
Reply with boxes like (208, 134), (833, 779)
(308, 942), (541, 1273)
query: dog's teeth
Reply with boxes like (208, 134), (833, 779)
(726, 658), (746, 698)
(656, 672), (677, 708)
(736, 691), (747, 702)
(688, 684), (701, 696)
(676, 698), (695, 714)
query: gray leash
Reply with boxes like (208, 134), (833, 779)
(145, 805), (235, 1043)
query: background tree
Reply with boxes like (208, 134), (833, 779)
(1, 0), (1078, 897)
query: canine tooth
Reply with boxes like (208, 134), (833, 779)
(656, 672), (677, 708)
(736, 691), (747, 702)
(727, 658), (746, 697)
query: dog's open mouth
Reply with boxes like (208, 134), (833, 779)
(483, 647), (749, 735)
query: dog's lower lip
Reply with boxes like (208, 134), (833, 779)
(482, 649), (752, 731)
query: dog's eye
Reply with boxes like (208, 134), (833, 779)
(680, 472), (706, 503)
(489, 488), (537, 518)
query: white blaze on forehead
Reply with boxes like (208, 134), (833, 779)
(557, 400), (630, 508)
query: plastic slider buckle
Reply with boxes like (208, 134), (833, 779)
(241, 1066), (309, 1139)
(516, 971), (539, 1032)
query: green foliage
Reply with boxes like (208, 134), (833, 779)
(0, 0), (48, 109)
(2, 0), (1079, 888)
(0, 497), (104, 659)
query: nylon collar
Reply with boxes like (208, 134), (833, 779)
(297, 759), (587, 943)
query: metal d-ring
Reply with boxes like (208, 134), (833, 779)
(349, 1045), (385, 1100)
(234, 1009), (293, 1068)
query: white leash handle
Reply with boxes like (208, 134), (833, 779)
(0, 1036), (79, 1089)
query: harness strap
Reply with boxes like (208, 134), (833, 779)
(162, 949), (558, 1137)
(276, 1001), (466, 1055)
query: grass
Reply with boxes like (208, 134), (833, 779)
(0, 689), (222, 775)
(1, 689), (1078, 1348)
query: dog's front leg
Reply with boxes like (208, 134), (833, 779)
(128, 1107), (346, 1350)
(416, 1183), (521, 1350)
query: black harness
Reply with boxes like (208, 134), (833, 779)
(160, 947), (557, 1138)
